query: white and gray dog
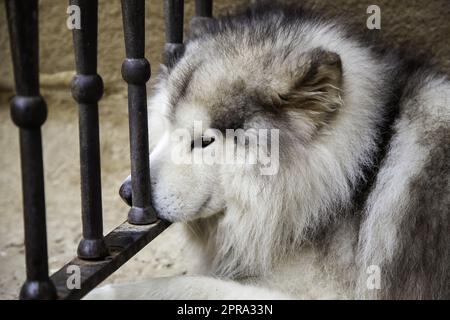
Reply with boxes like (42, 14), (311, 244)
(89, 3), (449, 299)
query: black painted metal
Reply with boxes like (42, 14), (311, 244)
(195, 0), (213, 17)
(189, 0), (213, 41)
(51, 219), (170, 300)
(163, 0), (185, 67)
(121, 0), (157, 225)
(70, 0), (108, 260)
(5, 0), (56, 300)
(5, 0), (189, 300)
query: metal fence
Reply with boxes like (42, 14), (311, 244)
(5, 0), (213, 300)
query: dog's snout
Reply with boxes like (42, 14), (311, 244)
(119, 180), (133, 206)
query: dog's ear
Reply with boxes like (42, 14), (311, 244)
(279, 48), (343, 121)
(188, 17), (217, 39)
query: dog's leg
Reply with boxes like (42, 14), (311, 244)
(84, 276), (291, 300)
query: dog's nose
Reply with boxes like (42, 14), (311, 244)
(119, 180), (132, 206)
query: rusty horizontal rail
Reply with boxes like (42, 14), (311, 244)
(50, 219), (171, 300)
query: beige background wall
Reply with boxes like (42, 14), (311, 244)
(0, 0), (449, 299)
(1, 0), (449, 90)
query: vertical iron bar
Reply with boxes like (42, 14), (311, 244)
(70, 0), (107, 259)
(163, 0), (185, 66)
(121, 0), (157, 225)
(189, 0), (213, 40)
(195, 0), (212, 17)
(5, 0), (56, 299)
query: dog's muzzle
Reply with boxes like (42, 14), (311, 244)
(119, 179), (163, 221)
(119, 180), (133, 206)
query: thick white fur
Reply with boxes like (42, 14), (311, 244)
(86, 18), (450, 300)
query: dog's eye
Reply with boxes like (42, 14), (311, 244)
(191, 136), (215, 149)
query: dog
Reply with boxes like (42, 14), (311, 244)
(87, 3), (449, 299)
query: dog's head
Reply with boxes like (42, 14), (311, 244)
(120, 19), (343, 223)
